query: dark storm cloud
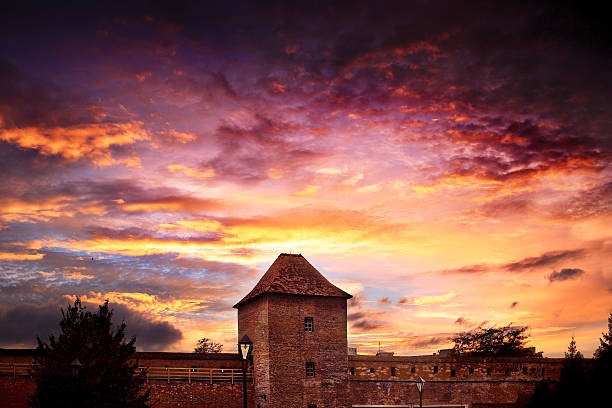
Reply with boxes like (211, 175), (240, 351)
(549, 268), (585, 283)
(0, 300), (182, 350)
(102, 302), (183, 350)
(348, 312), (365, 322)
(441, 247), (588, 275)
(0, 59), (86, 128)
(504, 249), (586, 272)
(351, 319), (386, 331)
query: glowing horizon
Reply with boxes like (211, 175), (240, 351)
(0, 2), (610, 357)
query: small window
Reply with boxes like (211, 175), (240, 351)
(469, 367), (474, 375)
(541, 368), (545, 377)
(350, 367), (355, 375)
(450, 368), (456, 377)
(522, 367), (528, 375)
(505, 368), (510, 376)
(391, 367), (396, 376)
(411, 366), (416, 374)
(433, 366), (438, 374)
(486, 368), (491, 376)
(304, 317), (313, 332)
(306, 362), (315, 377)
(369, 367), (375, 373)
(308, 405), (317, 408)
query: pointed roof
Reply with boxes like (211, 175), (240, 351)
(233, 253), (352, 308)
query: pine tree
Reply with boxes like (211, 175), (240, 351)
(594, 312), (612, 360)
(589, 312), (612, 405)
(29, 298), (152, 408)
(528, 336), (586, 408)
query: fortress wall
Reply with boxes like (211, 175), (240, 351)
(347, 355), (564, 408)
(0, 352), (566, 408)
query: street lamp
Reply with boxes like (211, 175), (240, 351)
(415, 376), (425, 408)
(238, 334), (253, 408)
(70, 358), (82, 378)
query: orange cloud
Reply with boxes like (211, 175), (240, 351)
(0, 197), (75, 223)
(0, 121), (149, 165)
(0, 252), (44, 261)
(78, 291), (212, 316)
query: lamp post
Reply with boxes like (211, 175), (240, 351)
(70, 358), (82, 378)
(238, 334), (253, 408)
(415, 376), (425, 408)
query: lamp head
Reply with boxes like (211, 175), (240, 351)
(238, 334), (253, 360)
(415, 376), (425, 392)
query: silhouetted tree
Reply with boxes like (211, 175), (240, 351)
(451, 324), (537, 356)
(527, 336), (586, 408)
(29, 298), (151, 408)
(590, 312), (612, 404)
(194, 337), (223, 353)
(529, 314), (612, 407)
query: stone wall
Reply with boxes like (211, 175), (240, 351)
(0, 350), (566, 408)
(0, 377), (36, 408)
(0, 350), (254, 408)
(148, 382), (254, 408)
(347, 355), (564, 408)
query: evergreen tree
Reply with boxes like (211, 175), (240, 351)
(29, 298), (152, 408)
(590, 312), (612, 405)
(594, 312), (612, 360)
(528, 336), (586, 408)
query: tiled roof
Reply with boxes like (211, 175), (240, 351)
(233, 253), (352, 308)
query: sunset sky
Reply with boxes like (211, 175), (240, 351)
(0, 1), (610, 357)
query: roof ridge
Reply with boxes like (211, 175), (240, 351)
(233, 254), (352, 308)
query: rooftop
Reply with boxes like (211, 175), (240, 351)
(233, 253), (352, 308)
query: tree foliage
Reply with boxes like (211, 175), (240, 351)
(529, 312), (612, 407)
(194, 337), (223, 353)
(451, 324), (537, 357)
(594, 312), (612, 360)
(30, 298), (151, 408)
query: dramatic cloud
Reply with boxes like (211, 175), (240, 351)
(0, 300), (182, 350)
(351, 320), (386, 332)
(0, 1), (610, 356)
(549, 268), (585, 283)
(505, 250), (586, 272)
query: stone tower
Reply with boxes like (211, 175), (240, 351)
(234, 253), (352, 408)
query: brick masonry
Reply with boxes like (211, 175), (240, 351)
(239, 293), (350, 408)
(347, 355), (563, 407)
